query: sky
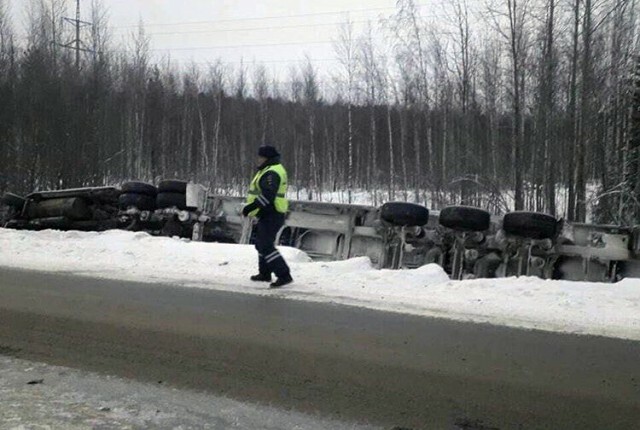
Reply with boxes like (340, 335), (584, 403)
(8, 0), (453, 81)
(108, 0), (392, 65)
(8, 1), (394, 73)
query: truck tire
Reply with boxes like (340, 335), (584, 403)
(121, 181), (157, 197)
(158, 180), (188, 194)
(1, 193), (26, 209)
(439, 206), (491, 232)
(118, 193), (156, 211)
(156, 192), (187, 210)
(380, 202), (430, 227)
(502, 211), (558, 240)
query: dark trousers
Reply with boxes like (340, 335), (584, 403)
(255, 213), (290, 278)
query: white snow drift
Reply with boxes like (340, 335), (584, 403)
(1, 228), (639, 340)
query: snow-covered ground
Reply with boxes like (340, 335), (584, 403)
(0, 355), (377, 430)
(1, 228), (639, 341)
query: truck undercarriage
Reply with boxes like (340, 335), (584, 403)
(3, 183), (640, 283)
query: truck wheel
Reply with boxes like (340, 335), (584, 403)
(121, 181), (157, 197)
(1, 193), (26, 210)
(439, 206), (491, 232)
(158, 180), (188, 194)
(156, 192), (187, 210)
(502, 211), (558, 240)
(380, 202), (430, 227)
(118, 193), (156, 211)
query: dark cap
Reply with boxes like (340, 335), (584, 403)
(258, 145), (280, 158)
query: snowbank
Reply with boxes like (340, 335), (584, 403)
(1, 228), (639, 340)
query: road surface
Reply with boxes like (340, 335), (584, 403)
(0, 268), (639, 429)
(0, 354), (377, 429)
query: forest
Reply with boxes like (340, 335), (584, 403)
(0, 0), (639, 224)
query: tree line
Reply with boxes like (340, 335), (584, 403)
(1, 0), (639, 224)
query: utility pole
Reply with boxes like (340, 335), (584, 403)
(74, 0), (80, 67)
(58, 0), (93, 70)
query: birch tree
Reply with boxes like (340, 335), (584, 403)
(334, 20), (357, 203)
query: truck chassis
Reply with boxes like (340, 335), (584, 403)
(3, 184), (640, 282)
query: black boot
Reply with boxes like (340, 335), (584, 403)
(250, 273), (272, 282)
(269, 274), (293, 288)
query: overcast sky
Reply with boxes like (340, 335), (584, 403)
(9, 1), (390, 71)
(8, 0), (460, 83)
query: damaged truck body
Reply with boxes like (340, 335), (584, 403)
(3, 182), (640, 283)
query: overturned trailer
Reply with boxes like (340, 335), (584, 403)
(3, 184), (640, 282)
(206, 195), (640, 283)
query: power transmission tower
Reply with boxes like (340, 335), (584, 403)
(58, 0), (93, 69)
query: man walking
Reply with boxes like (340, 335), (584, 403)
(242, 145), (293, 288)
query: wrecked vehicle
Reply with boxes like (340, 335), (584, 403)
(207, 196), (640, 283)
(1, 181), (208, 239)
(3, 185), (640, 282)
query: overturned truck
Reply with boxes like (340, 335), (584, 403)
(208, 195), (640, 283)
(3, 184), (640, 282)
(1, 181), (209, 239)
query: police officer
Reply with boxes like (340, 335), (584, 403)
(242, 145), (293, 288)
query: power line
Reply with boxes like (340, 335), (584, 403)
(108, 6), (398, 29)
(116, 27), (456, 53)
(110, 11), (465, 37)
(145, 40), (335, 52)
(171, 58), (344, 65)
(108, 2), (457, 29)
(113, 19), (375, 36)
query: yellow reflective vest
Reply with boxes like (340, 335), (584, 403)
(246, 163), (288, 216)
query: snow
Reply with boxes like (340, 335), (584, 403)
(0, 355), (377, 429)
(1, 228), (640, 341)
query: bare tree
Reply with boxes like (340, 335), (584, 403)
(537, 0), (557, 215)
(488, 0), (532, 210)
(359, 22), (385, 204)
(89, 0), (110, 64)
(302, 57), (321, 199)
(450, 0), (477, 203)
(479, 38), (502, 185)
(207, 61), (225, 190)
(3, 0), (640, 225)
(566, 0), (581, 220)
(0, 0), (14, 193)
(334, 19), (357, 203)
(574, 0), (594, 221)
(252, 64), (269, 145)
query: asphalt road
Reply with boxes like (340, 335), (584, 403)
(0, 267), (639, 429)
